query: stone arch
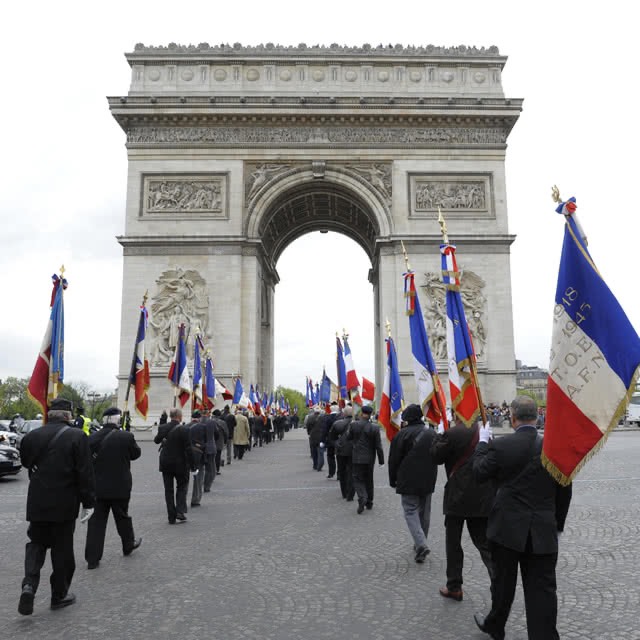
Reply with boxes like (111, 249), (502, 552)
(246, 167), (392, 266)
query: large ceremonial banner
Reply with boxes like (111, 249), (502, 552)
(543, 197), (640, 485)
(129, 302), (150, 419)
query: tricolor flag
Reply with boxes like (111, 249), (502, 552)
(305, 377), (312, 407)
(343, 334), (362, 405)
(128, 301), (150, 419)
(319, 369), (332, 404)
(441, 243), (481, 427)
(192, 336), (203, 409)
(203, 354), (216, 409)
(379, 336), (404, 442)
(543, 196), (640, 485)
(362, 377), (376, 404)
(336, 336), (348, 402)
(28, 273), (67, 419)
(215, 379), (234, 401)
(168, 323), (191, 407)
(233, 378), (249, 408)
(404, 269), (448, 428)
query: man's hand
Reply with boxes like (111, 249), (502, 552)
(192, 469), (199, 477)
(319, 442), (325, 449)
(437, 422), (445, 435)
(80, 507), (94, 524)
(478, 421), (492, 444)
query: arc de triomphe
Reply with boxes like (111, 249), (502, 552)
(109, 43), (521, 420)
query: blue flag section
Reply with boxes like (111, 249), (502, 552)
(543, 197), (640, 485)
(233, 378), (244, 405)
(319, 370), (332, 404)
(336, 336), (348, 400)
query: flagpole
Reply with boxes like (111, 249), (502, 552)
(437, 209), (487, 425)
(401, 240), (448, 424)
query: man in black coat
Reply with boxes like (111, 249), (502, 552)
(431, 419), (496, 602)
(201, 408), (219, 491)
(330, 405), (354, 500)
(18, 398), (96, 615)
(223, 405), (236, 463)
(388, 404), (438, 563)
(472, 395), (572, 640)
(84, 407), (142, 570)
(212, 409), (227, 474)
(323, 403), (341, 478)
(188, 411), (207, 507)
(153, 407), (194, 523)
(347, 405), (384, 513)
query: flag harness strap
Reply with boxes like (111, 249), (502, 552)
(31, 425), (70, 473)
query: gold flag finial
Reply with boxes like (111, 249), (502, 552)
(141, 290), (148, 306)
(385, 318), (392, 337)
(59, 264), (65, 279)
(438, 208), (449, 244)
(400, 240), (411, 271)
(551, 185), (562, 203)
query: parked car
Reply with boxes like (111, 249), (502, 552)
(0, 427), (19, 448)
(0, 442), (21, 477)
(14, 419), (43, 449)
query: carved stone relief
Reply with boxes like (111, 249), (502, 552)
(147, 268), (210, 367)
(415, 181), (486, 211)
(245, 164), (292, 202)
(344, 163), (392, 205)
(128, 126), (508, 146)
(421, 269), (487, 361)
(143, 175), (227, 218)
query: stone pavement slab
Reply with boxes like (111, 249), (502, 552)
(1, 428), (640, 639)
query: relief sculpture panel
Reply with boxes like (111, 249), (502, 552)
(142, 175), (228, 219)
(421, 269), (487, 361)
(410, 174), (492, 218)
(147, 268), (210, 367)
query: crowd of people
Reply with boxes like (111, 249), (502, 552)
(16, 392), (571, 639)
(304, 396), (572, 640)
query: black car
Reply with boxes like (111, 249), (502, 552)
(14, 419), (43, 449)
(0, 443), (21, 477)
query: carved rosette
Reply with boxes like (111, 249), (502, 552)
(421, 269), (487, 361)
(147, 268), (210, 367)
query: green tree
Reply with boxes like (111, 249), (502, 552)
(0, 377), (41, 419)
(276, 386), (307, 421)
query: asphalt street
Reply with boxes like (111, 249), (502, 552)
(1, 427), (640, 640)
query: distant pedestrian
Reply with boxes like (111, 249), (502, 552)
(233, 409), (251, 460)
(331, 406), (354, 500)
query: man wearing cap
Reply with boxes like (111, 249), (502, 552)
(347, 405), (384, 514)
(188, 410), (207, 507)
(154, 408), (195, 524)
(388, 404), (438, 563)
(18, 398), (96, 615)
(84, 407), (142, 570)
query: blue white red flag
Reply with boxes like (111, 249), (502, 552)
(404, 270), (448, 429)
(379, 336), (404, 441)
(233, 378), (249, 407)
(128, 302), (150, 419)
(342, 334), (362, 405)
(167, 323), (191, 407)
(305, 377), (312, 407)
(203, 354), (216, 409)
(319, 369), (332, 404)
(336, 336), (348, 401)
(28, 273), (67, 419)
(192, 336), (203, 409)
(441, 244), (481, 427)
(543, 197), (640, 485)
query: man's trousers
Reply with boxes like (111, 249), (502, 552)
(85, 498), (135, 565)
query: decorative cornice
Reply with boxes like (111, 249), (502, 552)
(129, 42), (502, 59)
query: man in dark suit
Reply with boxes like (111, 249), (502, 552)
(347, 405), (384, 514)
(201, 408), (218, 492)
(472, 395), (572, 640)
(431, 418), (496, 601)
(154, 407), (194, 523)
(18, 398), (96, 615)
(84, 407), (142, 570)
(388, 404), (438, 563)
(188, 411), (207, 507)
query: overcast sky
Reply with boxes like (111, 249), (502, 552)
(1, 0), (637, 395)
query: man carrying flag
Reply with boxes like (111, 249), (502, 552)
(378, 323), (404, 442)
(28, 270), (68, 419)
(167, 323), (191, 408)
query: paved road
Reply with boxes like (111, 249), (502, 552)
(1, 428), (640, 640)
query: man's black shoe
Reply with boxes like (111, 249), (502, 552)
(474, 612), (502, 639)
(18, 585), (34, 615)
(124, 537), (142, 556)
(87, 561), (100, 570)
(203, 488), (211, 493)
(365, 503), (373, 510)
(190, 503), (200, 507)
(357, 502), (365, 514)
(176, 513), (187, 521)
(326, 475), (334, 479)
(51, 592), (76, 610)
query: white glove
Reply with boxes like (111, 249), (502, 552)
(478, 421), (492, 444)
(192, 469), (199, 477)
(80, 507), (94, 524)
(437, 421), (445, 435)
(319, 442), (325, 449)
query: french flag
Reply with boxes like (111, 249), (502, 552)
(404, 270), (448, 429)
(233, 378), (249, 408)
(543, 197), (640, 485)
(379, 336), (404, 441)
(167, 323), (191, 407)
(192, 335), (203, 409)
(335, 336), (348, 401)
(203, 355), (215, 410)
(342, 334), (362, 405)
(132, 303), (150, 419)
(441, 243), (481, 427)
